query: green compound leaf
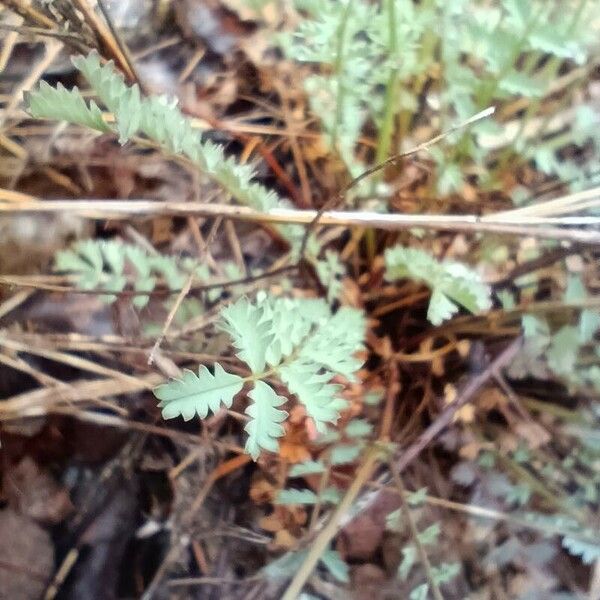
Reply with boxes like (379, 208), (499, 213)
(385, 245), (492, 325)
(562, 536), (600, 565)
(27, 51), (304, 249)
(219, 297), (272, 374)
(154, 363), (244, 421)
(26, 81), (111, 132)
(154, 294), (366, 460)
(244, 381), (287, 459)
(54, 239), (210, 307)
(276, 487), (341, 505)
(279, 359), (346, 433)
(288, 460), (326, 477)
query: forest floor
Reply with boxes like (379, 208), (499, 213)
(0, 1), (599, 599)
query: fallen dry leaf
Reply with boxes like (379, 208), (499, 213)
(0, 508), (54, 600)
(3, 456), (73, 524)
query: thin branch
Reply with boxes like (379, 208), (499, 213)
(281, 447), (381, 600)
(148, 273), (194, 365)
(0, 22), (84, 41)
(340, 338), (522, 531)
(1, 199), (599, 244)
(298, 106), (496, 257)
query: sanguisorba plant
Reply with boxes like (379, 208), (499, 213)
(25, 51), (496, 463)
(280, 0), (598, 195)
(155, 294), (365, 459)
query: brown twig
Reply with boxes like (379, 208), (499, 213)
(393, 339), (521, 471)
(148, 273), (194, 365)
(340, 338), (522, 533)
(297, 106), (496, 257)
(70, 0), (136, 83)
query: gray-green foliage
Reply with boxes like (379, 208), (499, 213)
(315, 250), (346, 303)
(263, 547), (349, 583)
(25, 51), (303, 248)
(276, 417), (373, 505)
(386, 487), (460, 597)
(452, 415), (600, 572)
(154, 293), (365, 459)
(509, 274), (600, 392)
(280, 0), (597, 194)
(384, 245), (492, 325)
(54, 238), (232, 308)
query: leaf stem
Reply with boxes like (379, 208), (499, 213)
(331, 0), (355, 154)
(374, 0), (400, 165)
(388, 458), (444, 600)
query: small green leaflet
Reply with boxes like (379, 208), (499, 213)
(417, 523), (441, 545)
(244, 382), (287, 460)
(55, 239), (126, 303)
(410, 583), (429, 600)
(345, 418), (373, 438)
(330, 443), (362, 465)
(220, 298), (272, 374)
(26, 81), (111, 132)
(398, 545), (417, 580)
(384, 245), (492, 325)
(289, 460), (326, 476)
(423, 562), (460, 589)
(562, 536), (600, 565)
(499, 70), (545, 97)
(155, 364), (244, 421)
(279, 361), (346, 433)
(319, 549), (350, 583)
(263, 548), (348, 582)
(407, 487), (428, 507)
(276, 487), (342, 505)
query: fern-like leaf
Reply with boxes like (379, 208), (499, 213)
(153, 294), (366, 459)
(562, 536), (600, 565)
(219, 298), (272, 374)
(385, 245), (491, 325)
(155, 363), (244, 420)
(26, 81), (111, 132)
(244, 381), (287, 459)
(279, 360), (346, 433)
(26, 52), (305, 249)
